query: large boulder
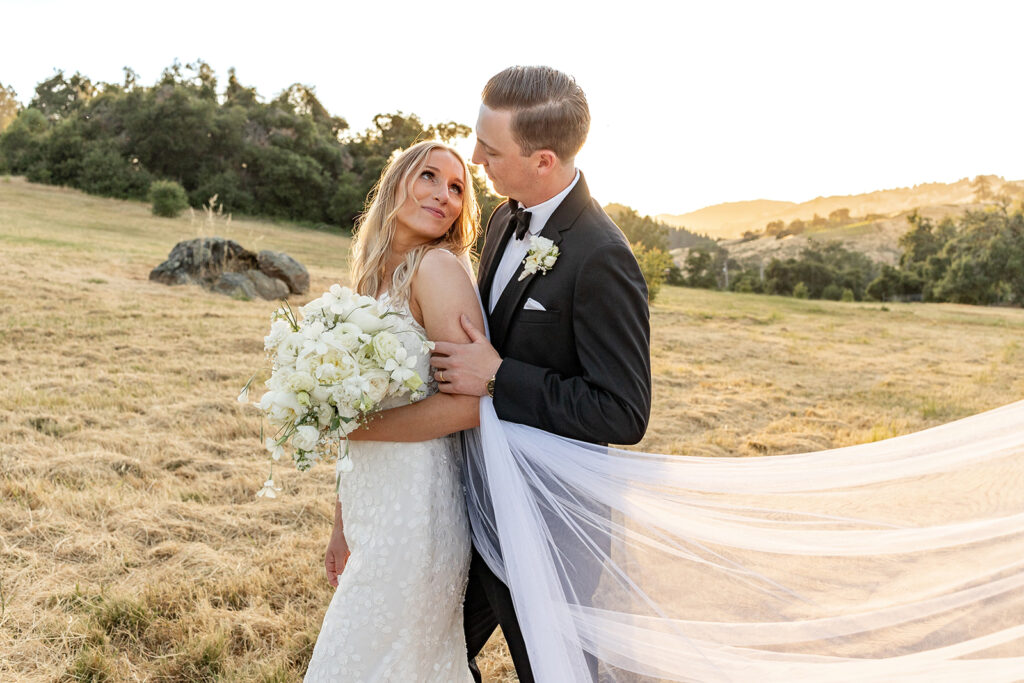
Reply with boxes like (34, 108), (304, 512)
(150, 237), (305, 301)
(257, 250), (310, 294)
(210, 272), (259, 300)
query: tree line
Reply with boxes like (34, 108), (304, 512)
(866, 208), (1024, 306)
(4, 67), (1019, 308)
(678, 206), (1023, 307)
(0, 62), (500, 229)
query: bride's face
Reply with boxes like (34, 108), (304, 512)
(394, 149), (465, 245)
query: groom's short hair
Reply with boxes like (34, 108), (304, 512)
(482, 66), (590, 161)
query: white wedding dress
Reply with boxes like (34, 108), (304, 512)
(304, 294), (473, 683)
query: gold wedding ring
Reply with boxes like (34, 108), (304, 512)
(438, 370), (445, 383)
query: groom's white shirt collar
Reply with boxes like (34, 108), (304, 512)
(489, 169), (581, 312)
(519, 169), (580, 238)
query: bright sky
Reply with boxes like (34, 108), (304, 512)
(3, 0), (1022, 217)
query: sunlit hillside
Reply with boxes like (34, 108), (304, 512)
(2, 177), (1024, 681)
(658, 176), (1022, 238)
(716, 203), (965, 267)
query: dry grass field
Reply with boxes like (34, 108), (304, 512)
(1, 176), (1023, 681)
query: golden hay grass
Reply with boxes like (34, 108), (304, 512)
(1, 176), (1023, 681)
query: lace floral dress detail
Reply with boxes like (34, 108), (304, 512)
(304, 294), (473, 682)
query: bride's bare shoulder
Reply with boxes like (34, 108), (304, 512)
(410, 246), (482, 338)
(415, 246), (475, 287)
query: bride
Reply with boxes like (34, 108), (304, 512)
(303, 140), (483, 682)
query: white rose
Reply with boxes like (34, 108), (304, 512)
(292, 424), (320, 451)
(334, 322), (363, 352)
(371, 331), (401, 362)
(259, 390), (302, 424)
(285, 372), (316, 394)
(363, 369), (391, 404)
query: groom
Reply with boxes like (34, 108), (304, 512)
(431, 66), (652, 682)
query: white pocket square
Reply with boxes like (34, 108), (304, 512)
(523, 297), (546, 311)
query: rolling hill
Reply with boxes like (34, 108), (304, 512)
(658, 176), (1020, 239)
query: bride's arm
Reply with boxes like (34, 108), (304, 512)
(348, 248), (484, 442)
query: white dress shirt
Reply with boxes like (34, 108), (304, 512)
(489, 170), (581, 312)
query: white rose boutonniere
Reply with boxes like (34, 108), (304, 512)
(518, 235), (560, 281)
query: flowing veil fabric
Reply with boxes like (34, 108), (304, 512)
(462, 397), (1024, 681)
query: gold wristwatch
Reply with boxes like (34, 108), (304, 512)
(486, 375), (496, 398)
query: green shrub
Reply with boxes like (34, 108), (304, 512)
(79, 143), (152, 199)
(631, 242), (673, 304)
(793, 282), (810, 299)
(149, 180), (189, 217)
(841, 288), (855, 302)
(821, 283), (843, 300)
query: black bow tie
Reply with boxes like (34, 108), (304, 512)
(509, 201), (532, 240)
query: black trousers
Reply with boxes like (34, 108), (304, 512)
(464, 547), (536, 683)
(463, 546), (603, 682)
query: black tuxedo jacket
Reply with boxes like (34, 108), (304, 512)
(477, 173), (652, 444)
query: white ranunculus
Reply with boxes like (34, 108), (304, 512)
(292, 424), (320, 451)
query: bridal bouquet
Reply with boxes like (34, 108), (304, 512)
(239, 284), (432, 485)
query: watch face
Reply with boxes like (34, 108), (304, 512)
(486, 378), (495, 397)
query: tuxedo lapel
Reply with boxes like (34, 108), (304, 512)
(489, 174), (592, 347)
(477, 200), (514, 306)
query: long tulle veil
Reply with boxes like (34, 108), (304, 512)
(463, 389), (1024, 680)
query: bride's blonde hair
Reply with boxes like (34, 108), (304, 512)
(350, 140), (479, 304)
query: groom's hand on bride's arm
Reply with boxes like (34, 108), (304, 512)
(431, 315), (502, 397)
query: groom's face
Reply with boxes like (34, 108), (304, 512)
(472, 104), (533, 201)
